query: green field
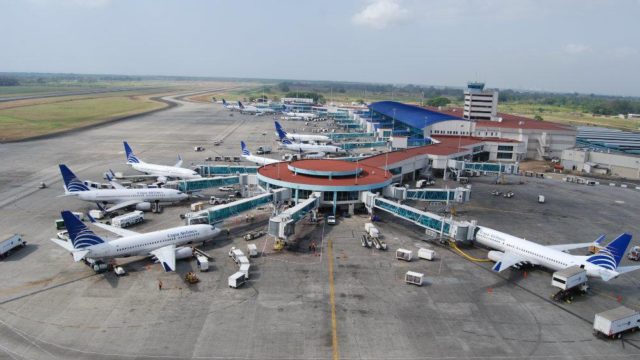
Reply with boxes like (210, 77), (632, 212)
(0, 95), (165, 141)
(499, 103), (640, 131)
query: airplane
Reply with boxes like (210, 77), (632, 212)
(238, 102), (276, 115)
(476, 226), (640, 281)
(240, 141), (279, 165)
(274, 121), (331, 142)
(282, 111), (317, 120)
(59, 165), (189, 212)
(124, 141), (201, 182)
(222, 99), (242, 111)
(276, 127), (343, 153)
(50, 210), (220, 272)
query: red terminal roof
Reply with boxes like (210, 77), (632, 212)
(259, 159), (392, 187)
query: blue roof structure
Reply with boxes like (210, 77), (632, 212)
(368, 101), (465, 130)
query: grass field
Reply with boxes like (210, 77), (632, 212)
(0, 95), (165, 141)
(499, 103), (640, 131)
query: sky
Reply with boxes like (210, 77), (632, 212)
(1, 0), (639, 96)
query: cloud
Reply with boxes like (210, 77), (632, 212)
(27, 0), (111, 8)
(352, 0), (409, 29)
(563, 43), (591, 54)
(612, 46), (638, 58)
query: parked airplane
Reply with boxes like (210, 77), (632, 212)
(59, 165), (188, 212)
(240, 141), (279, 165)
(124, 141), (200, 181)
(222, 99), (242, 111)
(274, 121), (330, 142)
(276, 127), (343, 153)
(282, 111), (317, 120)
(50, 211), (220, 271)
(239, 102), (276, 115)
(476, 226), (640, 281)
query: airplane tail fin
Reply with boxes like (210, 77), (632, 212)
(61, 211), (105, 250)
(174, 155), (183, 168)
(222, 99), (227, 106)
(123, 141), (141, 164)
(241, 141), (251, 157)
(275, 126), (291, 143)
(587, 233), (632, 270)
(238, 101), (244, 109)
(274, 121), (287, 136)
(59, 165), (90, 193)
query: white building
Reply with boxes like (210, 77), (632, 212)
(463, 82), (498, 121)
(561, 148), (640, 179)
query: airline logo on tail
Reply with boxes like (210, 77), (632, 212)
(587, 233), (632, 270)
(275, 127), (292, 144)
(274, 121), (288, 136)
(238, 101), (245, 109)
(59, 165), (90, 192)
(61, 210), (105, 249)
(123, 141), (140, 164)
(240, 141), (250, 156)
(222, 99), (227, 106)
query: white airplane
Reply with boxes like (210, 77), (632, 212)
(50, 210), (220, 271)
(59, 165), (188, 212)
(476, 226), (640, 281)
(274, 121), (331, 142)
(240, 141), (279, 165)
(222, 99), (242, 111)
(124, 141), (201, 182)
(276, 127), (343, 153)
(238, 102), (276, 115)
(282, 111), (317, 120)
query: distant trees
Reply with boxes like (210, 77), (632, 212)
(0, 76), (19, 86)
(425, 96), (451, 107)
(534, 115), (544, 121)
(278, 82), (290, 92)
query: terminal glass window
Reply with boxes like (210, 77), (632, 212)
(497, 152), (512, 159)
(498, 145), (514, 151)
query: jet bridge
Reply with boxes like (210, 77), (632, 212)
(361, 192), (476, 244)
(341, 141), (388, 150)
(198, 165), (259, 176)
(185, 188), (291, 225)
(268, 193), (321, 240)
(384, 186), (471, 203)
(328, 132), (376, 140)
(447, 160), (519, 175)
(166, 176), (240, 192)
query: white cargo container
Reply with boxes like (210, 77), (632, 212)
(111, 211), (144, 228)
(237, 255), (249, 265)
(405, 271), (424, 286)
(239, 263), (250, 279)
(196, 254), (209, 272)
(594, 306), (640, 339)
(228, 271), (246, 288)
(396, 248), (412, 261)
(0, 234), (26, 258)
(364, 223), (375, 233)
(228, 247), (244, 262)
(538, 195), (545, 204)
(418, 248), (435, 261)
(89, 209), (105, 220)
(247, 244), (258, 257)
(190, 201), (206, 212)
(552, 266), (588, 291)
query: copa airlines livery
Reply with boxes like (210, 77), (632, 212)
(274, 121), (331, 142)
(238, 101), (276, 115)
(240, 141), (279, 165)
(123, 141), (201, 181)
(476, 226), (640, 281)
(59, 165), (188, 212)
(276, 127), (343, 153)
(51, 211), (220, 272)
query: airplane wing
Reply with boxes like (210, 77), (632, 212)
(88, 215), (140, 237)
(174, 155), (183, 168)
(105, 200), (142, 213)
(615, 265), (640, 275)
(150, 244), (176, 272)
(109, 181), (126, 190)
(547, 235), (606, 252)
(492, 251), (527, 272)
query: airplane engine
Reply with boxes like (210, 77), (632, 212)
(135, 202), (152, 211)
(487, 250), (504, 262)
(175, 247), (194, 260)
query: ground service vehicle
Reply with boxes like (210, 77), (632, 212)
(0, 234), (26, 258)
(594, 306), (640, 339)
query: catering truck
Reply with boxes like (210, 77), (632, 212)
(593, 306), (640, 339)
(0, 234), (26, 258)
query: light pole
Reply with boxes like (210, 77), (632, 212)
(392, 108), (396, 138)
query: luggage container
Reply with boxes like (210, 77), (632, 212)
(228, 271), (246, 288)
(239, 263), (250, 279)
(0, 234), (26, 258)
(89, 209), (105, 220)
(190, 201), (206, 212)
(369, 227), (380, 239)
(247, 244), (258, 257)
(405, 271), (424, 286)
(228, 247), (244, 263)
(538, 195), (545, 204)
(111, 211), (144, 228)
(418, 248), (435, 261)
(594, 306), (640, 339)
(196, 254), (209, 272)
(396, 248), (412, 261)
(114, 266), (127, 277)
